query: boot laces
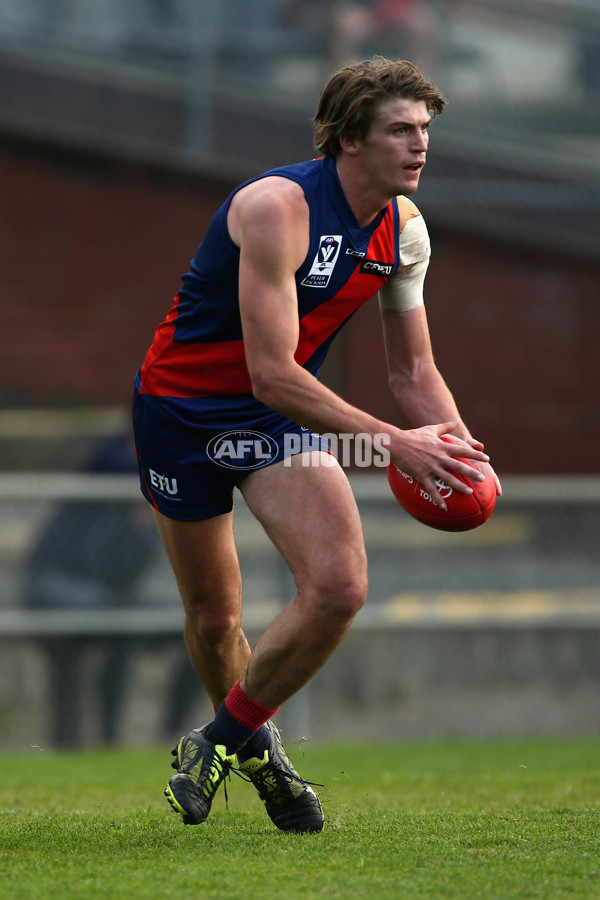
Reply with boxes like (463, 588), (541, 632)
(231, 760), (322, 795)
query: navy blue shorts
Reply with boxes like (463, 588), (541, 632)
(132, 387), (330, 521)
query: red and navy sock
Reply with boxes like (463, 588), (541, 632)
(206, 681), (278, 756)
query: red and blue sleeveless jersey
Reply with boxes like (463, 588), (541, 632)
(136, 156), (420, 419)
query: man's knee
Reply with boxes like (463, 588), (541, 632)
(185, 606), (242, 648)
(331, 570), (368, 619)
(303, 556), (368, 622)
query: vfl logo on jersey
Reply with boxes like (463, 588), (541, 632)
(360, 259), (393, 277)
(301, 234), (342, 287)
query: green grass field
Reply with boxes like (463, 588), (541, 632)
(2, 738), (599, 899)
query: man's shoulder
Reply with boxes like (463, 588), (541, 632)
(234, 173), (308, 217)
(395, 195), (424, 232)
(266, 157), (326, 180)
(394, 196), (430, 265)
(228, 168), (310, 246)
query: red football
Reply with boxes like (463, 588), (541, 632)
(387, 445), (497, 532)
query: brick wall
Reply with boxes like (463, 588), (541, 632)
(2, 138), (598, 473)
(1, 139), (230, 406)
(337, 229), (600, 473)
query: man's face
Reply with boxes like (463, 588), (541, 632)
(357, 96), (431, 196)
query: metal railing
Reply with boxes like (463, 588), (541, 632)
(1, 472), (598, 631)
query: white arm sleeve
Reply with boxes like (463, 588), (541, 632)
(378, 211), (431, 313)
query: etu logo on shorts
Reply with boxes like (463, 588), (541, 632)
(301, 234), (342, 287)
(207, 431), (279, 470)
(149, 469), (178, 495)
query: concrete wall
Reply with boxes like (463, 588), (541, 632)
(3, 626), (599, 747)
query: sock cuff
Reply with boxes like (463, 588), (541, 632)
(224, 680), (279, 731)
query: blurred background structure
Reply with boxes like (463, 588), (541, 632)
(0, 0), (599, 748)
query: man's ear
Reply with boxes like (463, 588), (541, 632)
(339, 133), (360, 154)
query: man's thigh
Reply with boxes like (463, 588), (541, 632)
(239, 451), (367, 592)
(152, 509), (242, 614)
